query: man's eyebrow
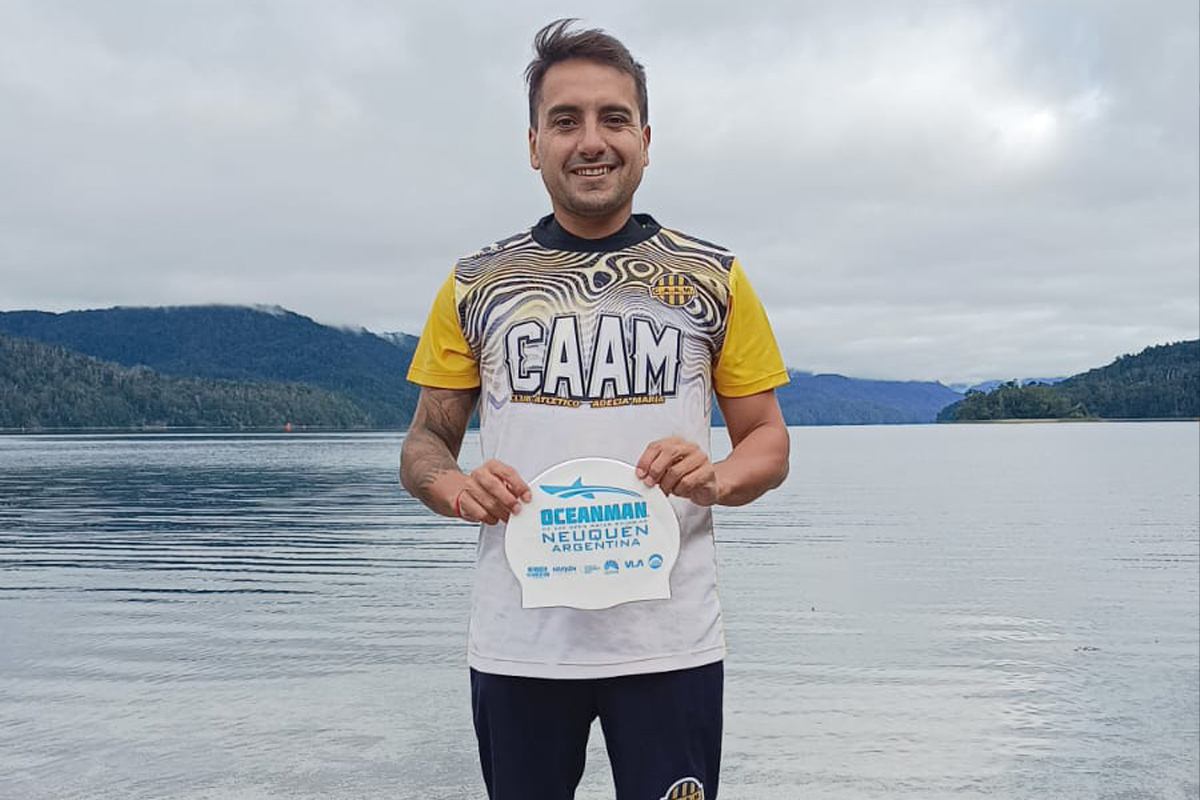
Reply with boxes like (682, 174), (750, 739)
(544, 103), (581, 118)
(543, 102), (636, 118)
(598, 103), (635, 117)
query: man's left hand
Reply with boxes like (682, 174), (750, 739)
(635, 436), (721, 506)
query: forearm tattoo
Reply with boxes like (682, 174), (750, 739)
(400, 387), (479, 512)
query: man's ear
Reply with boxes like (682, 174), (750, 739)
(642, 125), (651, 167)
(528, 127), (540, 170)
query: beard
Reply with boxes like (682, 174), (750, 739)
(544, 166), (644, 220)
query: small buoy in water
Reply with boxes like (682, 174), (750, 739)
(284, 422), (293, 433)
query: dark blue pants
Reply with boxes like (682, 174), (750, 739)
(470, 661), (722, 800)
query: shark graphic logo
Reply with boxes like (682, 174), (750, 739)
(539, 477), (642, 500)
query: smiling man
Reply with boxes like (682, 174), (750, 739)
(400, 19), (790, 800)
(528, 56), (649, 237)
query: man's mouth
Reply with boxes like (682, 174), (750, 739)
(571, 165), (615, 177)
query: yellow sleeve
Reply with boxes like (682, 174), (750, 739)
(713, 259), (790, 397)
(406, 268), (481, 389)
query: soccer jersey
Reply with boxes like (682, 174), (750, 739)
(408, 214), (788, 679)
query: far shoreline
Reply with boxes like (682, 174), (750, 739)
(3, 418), (1198, 436)
(936, 417), (1200, 424)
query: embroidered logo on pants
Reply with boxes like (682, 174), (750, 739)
(660, 776), (704, 800)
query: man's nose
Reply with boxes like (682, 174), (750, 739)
(577, 119), (606, 157)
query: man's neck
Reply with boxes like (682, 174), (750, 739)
(551, 207), (632, 240)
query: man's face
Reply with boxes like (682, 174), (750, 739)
(529, 58), (650, 235)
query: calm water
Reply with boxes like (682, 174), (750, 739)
(0, 424), (1196, 800)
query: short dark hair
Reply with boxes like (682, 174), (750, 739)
(525, 18), (648, 128)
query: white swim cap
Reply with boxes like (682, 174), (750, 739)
(504, 457), (680, 610)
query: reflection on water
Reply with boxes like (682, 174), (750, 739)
(0, 425), (1197, 799)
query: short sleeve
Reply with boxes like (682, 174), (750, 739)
(406, 268), (481, 389)
(713, 259), (789, 396)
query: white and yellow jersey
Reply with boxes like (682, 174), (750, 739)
(408, 214), (788, 679)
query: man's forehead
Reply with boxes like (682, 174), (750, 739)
(538, 59), (639, 111)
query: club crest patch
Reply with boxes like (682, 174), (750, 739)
(660, 776), (704, 800)
(650, 273), (697, 306)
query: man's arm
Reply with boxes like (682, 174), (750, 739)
(635, 389), (789, 506)
(399, 386), (530, 524)
(711, 389), (790, 504)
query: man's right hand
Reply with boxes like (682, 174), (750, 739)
(450, 459), (532, 525)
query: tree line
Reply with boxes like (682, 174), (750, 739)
(0, 306), (420, 427)
(939, 340), (1199, 421)
(0, 334), (372, 430)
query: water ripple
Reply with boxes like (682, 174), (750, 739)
(1, 427), (1196, 800)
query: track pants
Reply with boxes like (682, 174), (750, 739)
(470, 661), (722, 800)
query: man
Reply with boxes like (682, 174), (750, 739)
(400, 18), (789, 800)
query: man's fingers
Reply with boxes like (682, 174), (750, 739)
(635, 437), (718, 501)
(472, 467), (520, 514)
(636, 442), (678, 485)
(476, 483), (515, 522)
(458, 490), (499, 525)
(642, 445), (688, 486)
(487, 461), (532, 504)
(635, 442), (664, 482)
(659, 450), (707, 495)
(456, 459), (532, 523)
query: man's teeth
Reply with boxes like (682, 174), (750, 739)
(575, 167), (610, 176)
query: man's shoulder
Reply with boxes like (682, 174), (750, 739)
(656, 226), (732, 255)
(652, 226), (737, 271)
(456, 227), (538, 270)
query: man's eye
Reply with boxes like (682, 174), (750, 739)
(553, 118), (576, 128)
(605, 116), (630, 126)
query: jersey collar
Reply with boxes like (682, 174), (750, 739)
(531, 213), (661, 253)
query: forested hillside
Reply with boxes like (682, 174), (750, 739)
(1, 334), (372, 429)
(1055, 340), (1199, 418)
(0, 306), (419, 426)
(935, 381), (1088, 421)
(7, 305), (1192, 429)
(3, 305), (976, 428)
(939, 340), (1199, 421)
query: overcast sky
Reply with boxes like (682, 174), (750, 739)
(1, 0), (1196, 385)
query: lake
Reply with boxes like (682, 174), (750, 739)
(0, 424), (1196, 799)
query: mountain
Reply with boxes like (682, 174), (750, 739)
(0, 306), (419, 427)
(766, 371), (961, 425)
(1, 305), (974, 429)
(1054, 340), (1199, 418)
(2, 305), (973, 429)
(939, 340), (1199, 421)
(0, 334), (371, 429)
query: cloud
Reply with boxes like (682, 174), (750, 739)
(0, 0), (1195, 384)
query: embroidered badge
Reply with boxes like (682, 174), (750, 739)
(660, 776), (704, 800)
(650, 273), (697, 306)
